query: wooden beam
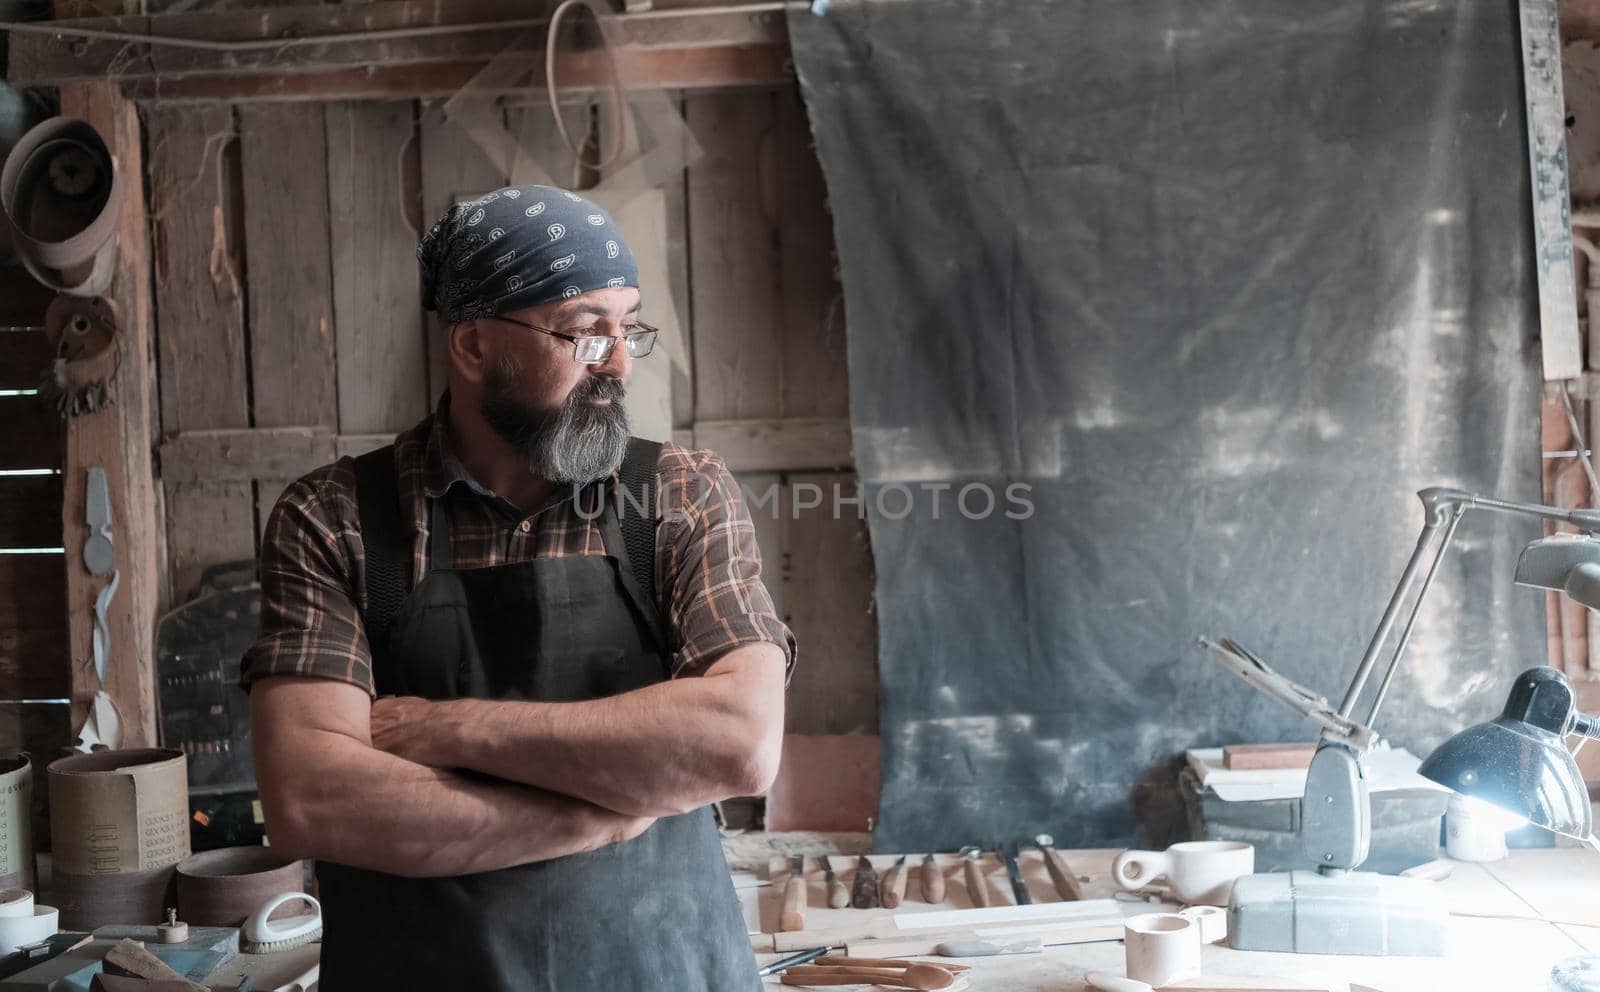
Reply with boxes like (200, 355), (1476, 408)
(56, 84), (161, 748)
(161, 429), (338, 487)
(114, 46), (789, 104)
(159, 429), (392, 485)
(163, 420), (847, 482)
(9, 0), (788, 87)
(676, 417), (853, 472)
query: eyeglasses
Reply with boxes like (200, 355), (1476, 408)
(490, 314), (659, 364)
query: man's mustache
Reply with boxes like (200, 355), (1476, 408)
(571, 376), (626, 406)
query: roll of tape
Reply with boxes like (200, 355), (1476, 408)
(0, 888), (33, 918)
(0, 905), (57, 954)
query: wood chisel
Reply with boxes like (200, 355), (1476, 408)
(959, 846), (990, 908)
(780, 855), (807, 932)
(823, 858), (850, 909)
(850, 855), (881, 909)
(919, 853), (945, 904)
(997, 841), (1032, 905)
(880, 855), (909, 908)
(1033, 833), (1084, 901)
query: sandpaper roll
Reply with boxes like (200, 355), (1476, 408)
(0, 117), (127, 297)
(0, 756), (34, 892)
(176, 846), (304, 927)
(51, 863), (176, 931)
(49, 749), (189, 876)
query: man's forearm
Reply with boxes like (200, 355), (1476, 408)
(262, 729), (648, 877)
(374, 645), (786, 817)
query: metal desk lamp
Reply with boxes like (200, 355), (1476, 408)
(1204, 487), (1600, 956)
(1420, 663), (1600, 990)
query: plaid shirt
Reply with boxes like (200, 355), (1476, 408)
(241, 397), (795, 696)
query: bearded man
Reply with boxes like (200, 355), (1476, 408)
(241, 184), (792, 990)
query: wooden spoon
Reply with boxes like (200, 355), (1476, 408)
(781, 963), (958, 990)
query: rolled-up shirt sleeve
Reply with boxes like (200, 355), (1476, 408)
(241, 468), (377, 696)
(659, 448), (796, 679)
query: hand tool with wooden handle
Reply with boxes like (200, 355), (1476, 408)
(823, 857), (849, 909)
(1034, 833), (1084, 901)
(919, 853), (945, 903)
(880, 854), (909, 908)
(850, 854), (880, 909)
(779, 855), (807, 932)
(997, 840), (1031, 904)
(958, 845), (990, 907)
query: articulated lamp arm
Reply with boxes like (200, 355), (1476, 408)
(1343, 488), (1600, 736)
(1210, 487), (1600, 874)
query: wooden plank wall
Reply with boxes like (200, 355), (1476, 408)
(148, 105), (256, 603)
(145, 86), (878, 827)
(0, 269), (75, 847)
(683, 88), (878, 829)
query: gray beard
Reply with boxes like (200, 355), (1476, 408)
(480, 357), (630, 484)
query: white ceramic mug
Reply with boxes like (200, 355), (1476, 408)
(1123, 912), (1201, 987)
(1112, 840), (1254, 905)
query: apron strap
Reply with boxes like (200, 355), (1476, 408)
(428, 496), (451, 571)
(615, 437), (663, 610)
(602, 437), (668, 659)
(354, 445), (410, 665)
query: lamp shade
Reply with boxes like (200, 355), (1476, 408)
(1418, 667), (1592, 839)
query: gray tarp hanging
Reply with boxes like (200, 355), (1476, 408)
(789, 0), (1545, 850)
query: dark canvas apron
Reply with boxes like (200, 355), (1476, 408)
(315, 442), (761, 991)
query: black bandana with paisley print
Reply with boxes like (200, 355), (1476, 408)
(417, 184), (640, 323)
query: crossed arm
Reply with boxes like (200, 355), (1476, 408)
(252, 646), (784, 877)
(368, 642), (787, 818)
(251, 676), (657, 877)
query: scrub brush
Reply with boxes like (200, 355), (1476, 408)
(241, 892), (322, 953)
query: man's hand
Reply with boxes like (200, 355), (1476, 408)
(369, 696), (441, 765)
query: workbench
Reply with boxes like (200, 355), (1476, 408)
(754, 847), (1598, 991)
